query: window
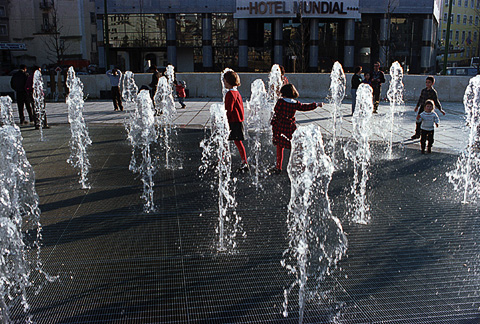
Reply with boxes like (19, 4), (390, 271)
(462, 30), (466, 42)
(90, 12), (96, 24)
(0, 6), (5, 17)
(443, 29), (446, 39)
(108, 14), (166, 48)
(464, 14), (467, 24)
(465, 0), (468, 6)
(458, 14), (461, 24)
(472, 0), (474, 7)
(0, 24), (7, 36)
(445, 13), (448, 22)
(470, 16), (473, 25)
(476, 16), (479, 26)
(459, 0), (462, 5)
(456, 30), (460, 40)
(445, 0), (448, 5)
(475, 31), (478, 42)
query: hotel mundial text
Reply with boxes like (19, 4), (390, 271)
(234, 0), (361, 18)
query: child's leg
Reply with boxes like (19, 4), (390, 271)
(276, 145), (284, 170)
(234, 140), (247, 163)
(420, 130), (426, 152)
(427, 130), (434, 152)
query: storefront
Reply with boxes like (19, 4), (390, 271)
(96, 0), (440, 74)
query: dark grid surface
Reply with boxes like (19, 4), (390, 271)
(9, 124), (480, 323)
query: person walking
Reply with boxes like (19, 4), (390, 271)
(411, 76), (445, 139)
(175, 80), (187, 108)
(10, 64), (34, 125)
(371, 62), (385, 113)
(26, 66), (49, 129)
(351, 66), (363, 115)
(106, 68), (124, 111)
(417, 99), (440, 154)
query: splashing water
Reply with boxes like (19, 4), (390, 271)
(221, 67), (234, 100)
(344, 84), (374, 224)
(328, 62), (346, 164)
(199, 103), (242, 251)
(385, 61), (404, 159)
(0, 96), (14, 126)
(267, 64), (283, 103)
(153, 70), (181, 170)
(33, 70), (46, 141)
(245, 79), (270, 187)
(447, 75), (480, 203)
(282, 124), (347, 323)
(123, 72), (158, 213)
(0, 124), (57, 322)
(66, 67), (92, 189)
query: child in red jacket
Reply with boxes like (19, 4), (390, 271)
(223, 70), (249, 173)
(175, 80), (186, 108)
(269, 84), (323, 174)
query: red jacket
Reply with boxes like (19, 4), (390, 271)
(176, 83), (186, 98)
(224, 89), (244, 122)
(271, 98), (317, 149)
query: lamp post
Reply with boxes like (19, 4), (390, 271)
(442, 0), (454, 75)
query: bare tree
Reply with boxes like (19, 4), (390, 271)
(41, 3), (72, 64)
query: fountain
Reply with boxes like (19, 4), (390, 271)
(123, 71), (158, 213)
(328, 62), (346, 164)
(0, 96), (14, 126)
(0, 119), (56, 322)
(153, 64), (181, 170)
(447, 75), (480, 203)
(199, 103), (242, 251)
(66, 67), (92, 189)
(282, 124), (347, 323)
(344, 84), (374, 224)
(267, 64), (283, 104)
(33, 70), (46, 141)
(385, 61), (404, 159)
(245, 79), (270, 187)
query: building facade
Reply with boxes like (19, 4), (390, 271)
(4, 0), (97, 73)
(438, 0), (480, 67)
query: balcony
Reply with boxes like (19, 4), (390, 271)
(39, 0), (54, 10)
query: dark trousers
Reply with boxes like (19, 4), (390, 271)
(112, 86), (123, 111)
(15, 91), (34, 123)
(420, 129), (434, 151)
(27, 93), (48, 127)
(414, 106), (426, 137)
(372, 87), (381, 111)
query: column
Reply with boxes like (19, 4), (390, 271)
(273, 18), (283, 65)
(421, 15), (434, 73)
(202, 13), (213, 71)
(379, 16), (389, 66)
(166, 13), (177, 66)
(309, 18), (319, 72)
(238, 19), (248, 71)
(344, 19), (355, 70)
(96, 14), (106, 69)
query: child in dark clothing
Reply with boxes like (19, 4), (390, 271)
(268, 84), (323, 174)
(223, 70), (249, 173)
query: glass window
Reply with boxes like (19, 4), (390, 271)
(476, 16), (479, 25)
(0, 6), (5, 17)
(457, 14), (461, 24)
(456, 30), (459, 40)
(458, 0), (462, 5)
(475, 31), (478, 42)
(212, 13), (237, 70)
(108, 14), (166, 48)
(0, 25), (6, 36)
(464, 15), (467, 24)
(177, 14), (201, 47)
(443, 29), (446, 39)
(465, 0), (468, 6)
(90, 12), (96, 25)
(470, 16), (473, 25)
(462, 30), (466, 42)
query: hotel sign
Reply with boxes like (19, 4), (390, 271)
(234, 0), (360, 19)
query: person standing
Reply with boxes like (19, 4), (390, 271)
(10, 64), (34, 125)
(411, 76), (445, 139)
(149, 65), (161, 99)
(371, 62), (385, 113)
(417, 99), (440, 154)
(106, 68), (124, 111)
(175, 80), (187, 108)
(351, 66), (363, 115)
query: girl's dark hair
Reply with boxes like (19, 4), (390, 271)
(280, 84), (299, 99)
(223, 71), (241, 87)
(354, 66), (362, 74)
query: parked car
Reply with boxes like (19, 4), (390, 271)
(446, 67), (479, 76)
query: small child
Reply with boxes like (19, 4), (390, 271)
(412, 76), (445, 139)
(223, 70), (249, 173)
(269, 84), (323, 174)
(175, 80), (186, 108)
(417, 99), (439, 154)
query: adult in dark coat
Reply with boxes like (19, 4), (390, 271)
(10, 64), (34, 125)
(371, 61), (385, 113)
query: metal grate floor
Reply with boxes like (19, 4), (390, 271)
(10, 124), (480, 323)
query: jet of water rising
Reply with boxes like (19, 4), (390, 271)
(0, 96), (14, 126)
(33, 70), (46, 141)
(282, 124), (347, 323)
(66, 67), (92, 189)
(385, 61), (404, 159)
(344, 84), (374, 224)
(328, 61), (346, 164)
(447, 75), (480, 203)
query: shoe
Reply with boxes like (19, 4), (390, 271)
(411, 134), (420, 140)
(114, 108), (119, 111)
(372, 110), (378, 114)
(181, 105), (186, 108)
(267, 166), (282, 175)
(236, 163), (250, 174)
(44, 125), (50, 129)
(421, 150), (425, 154)
(22, 120), (29, 125)
(427, 147), (431, 153)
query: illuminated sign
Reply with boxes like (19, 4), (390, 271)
(234, 0), (360, 19)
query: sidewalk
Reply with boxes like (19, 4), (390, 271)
(21, 97), (469, 154)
